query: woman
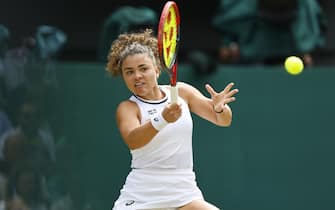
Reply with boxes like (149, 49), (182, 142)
(107, 29), (238, 210)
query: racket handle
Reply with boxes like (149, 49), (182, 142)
(171, 86), (178, 103)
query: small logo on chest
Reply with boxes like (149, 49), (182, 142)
(147, 108), (157, 115)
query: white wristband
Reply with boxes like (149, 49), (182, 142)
(151, 112), (168, 131)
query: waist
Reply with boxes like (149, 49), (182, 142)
(126, 168), (197, 187)
(131, 167), (193, 174)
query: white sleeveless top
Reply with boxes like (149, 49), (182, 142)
(129, 86), (193, 170)
(113, 86), (203, 210)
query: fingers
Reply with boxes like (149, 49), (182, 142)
(225, 88), (239, 99)
(205, 84), (217, 98)
(209, 82), (239, 108)
(207, 82), (237, 96)
(162, 103), (182, 123)
(221, 82), (235, 94)
(222, 88), (238, 105)
(223, 96), (236, 104)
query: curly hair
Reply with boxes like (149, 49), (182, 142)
(106, 29), (161, 77)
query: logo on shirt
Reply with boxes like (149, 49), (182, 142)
(125, 200), (135, 206)
(148, 109), (157, 115)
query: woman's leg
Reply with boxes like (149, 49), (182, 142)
(178, 199), (220, 210)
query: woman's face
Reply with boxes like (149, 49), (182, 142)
(121, 53), (160, 99)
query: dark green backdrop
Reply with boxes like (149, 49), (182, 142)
(55, 62), (335, 210)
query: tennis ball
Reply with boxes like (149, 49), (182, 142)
(284, 56), (304, 75)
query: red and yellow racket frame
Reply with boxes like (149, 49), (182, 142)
(157, 1), (180, 102)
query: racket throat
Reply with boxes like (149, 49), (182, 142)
(170, 85), (178, 103)
(170, 63), (178, 86)
(170, 78), (177, 86)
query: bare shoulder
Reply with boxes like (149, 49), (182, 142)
(177, 81), (191, 88)
(162, 83), (194, 95)
(116, 100), (142, 128)
(162, 82), (202, 103)
(116, 100), (139, 116)
(177, 81), (196, 93)
(178, 81), (202, 99)
(162, 82), (193, 90)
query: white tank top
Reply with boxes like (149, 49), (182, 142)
(129, 86), (193, 169)
(113, 86), (203, 209)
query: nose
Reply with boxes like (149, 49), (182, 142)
(134, 70), (143, 79)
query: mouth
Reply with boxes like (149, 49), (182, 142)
(134, 82), (145, 88)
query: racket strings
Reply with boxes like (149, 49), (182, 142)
(162, 7), (178, 67)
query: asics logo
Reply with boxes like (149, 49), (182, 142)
(125, 200), (135, 206)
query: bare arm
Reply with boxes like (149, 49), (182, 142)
(179, 82), (238, 126)
(116, 100), (181, 150)
(116, 101), (157, 150)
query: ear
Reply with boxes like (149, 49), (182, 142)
(155, 67), (161, 78)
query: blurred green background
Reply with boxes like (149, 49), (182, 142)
(55, 62), (335, 210)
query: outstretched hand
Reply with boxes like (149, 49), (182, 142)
(205, 83), (239, 112)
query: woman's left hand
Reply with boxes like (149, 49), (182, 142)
(205, 82), (239, 112)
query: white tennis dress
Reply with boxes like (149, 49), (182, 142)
(112, 86), (204, 210)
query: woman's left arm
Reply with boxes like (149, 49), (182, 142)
(179, 82), (238, 127)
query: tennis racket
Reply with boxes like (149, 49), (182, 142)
(157, 1), (180, 103)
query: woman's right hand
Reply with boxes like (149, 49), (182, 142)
(162, 103), (182, 123)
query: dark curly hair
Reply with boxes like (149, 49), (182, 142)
(106, 29), (161, 77)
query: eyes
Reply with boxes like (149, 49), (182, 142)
(123, 66), (149, 76)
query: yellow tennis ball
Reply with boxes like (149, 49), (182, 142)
(284, 56), (304, 75)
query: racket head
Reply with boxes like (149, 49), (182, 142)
(157, 1), (180, 85)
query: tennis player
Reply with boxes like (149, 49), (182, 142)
(106, 29), (238, 210)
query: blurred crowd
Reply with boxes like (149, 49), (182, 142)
(211, 0), (328, 65)
(188, 0), (329, 74)
(0, 0), (331, 209)
(98, 0), (329, 74)
(0, 24), (100, 210)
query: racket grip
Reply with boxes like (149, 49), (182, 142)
(170, 86), (178, 103)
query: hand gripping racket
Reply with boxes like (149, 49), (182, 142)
(157, 1), (180, 103)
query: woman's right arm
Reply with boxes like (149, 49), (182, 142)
(116, 101), (158, 150)
(117, 100), (182, 150)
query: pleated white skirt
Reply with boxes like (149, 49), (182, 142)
(112, 168), (204, 210)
